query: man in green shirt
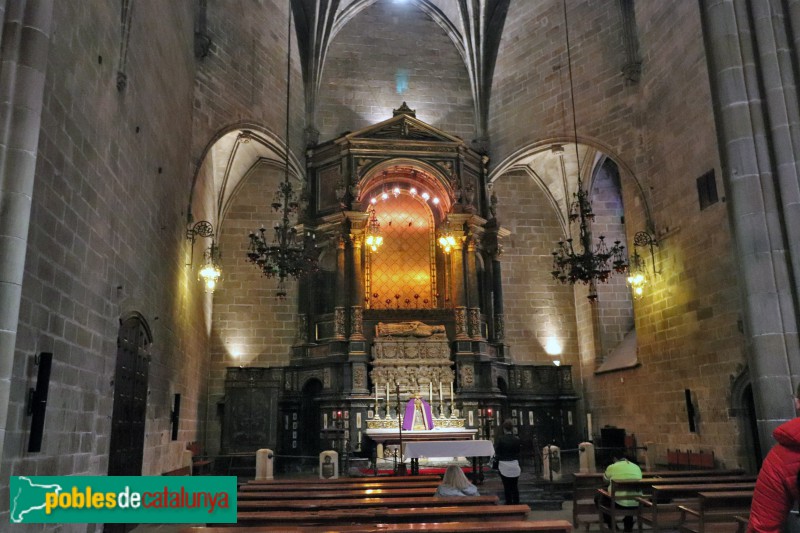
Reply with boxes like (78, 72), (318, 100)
(595, 455), (642, 532)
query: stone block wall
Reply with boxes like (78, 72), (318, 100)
(491, 169), (578, 363)
(489, 0), (746, 466)
(208, 162), (299, 455)
(193, 0), (305, 160)
(1, 0), (205, 518)
(490, 0), (633, 168)
(316, 0), (475, 143)
(583, 0), (744, 467)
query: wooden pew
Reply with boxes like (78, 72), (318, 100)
(573, 473), (605, 530)
(733, 515), (749, 533)
(237, 495), (499, 511)
(179, 518), (573, 532)
(236, 503), (531, 527)
(245, 474), (442, 485)
(239, 480), (441, 491)
(637, 483), (755, 533)
(238, 486), (437, 500)
(598, 476), (754, 533)
(187, 441), (213, 475)
(678, 491), (753, 533)
(641, 469), (743, 478)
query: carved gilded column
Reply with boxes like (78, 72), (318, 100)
(350, 233), (366, 340)
(350, 305), (364, 341)
(492, 255), (505, 341)
(334, 307), (346, 340)
(336, 236), (347, 309)
(466, 236), (483, 340)
(466, 236), (480, 308)
(450, 236), (467, 309)
(350, 234), (365, 306)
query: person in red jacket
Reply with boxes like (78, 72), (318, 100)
(749, 384), (800, 533)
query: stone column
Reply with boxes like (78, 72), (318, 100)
(492, 255), (505, 342)
(333, 236), (346, 340)
(0, 0), (54, 466)
(349, 233), (366, 340)
(350, 234), (365, 307)
(465, 237), (483, 340)
(700, 0), (800, 450)
(335, 236), (346, 309)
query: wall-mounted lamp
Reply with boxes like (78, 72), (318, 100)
(199, 241), (222, 293)
(187, 218), (222, 293)
(626, 231), (658, 299)
(437, 219), (457, 253)
(365, 207), (384, 252)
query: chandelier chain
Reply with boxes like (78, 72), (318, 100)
(245, 7), (317, 297)
(550, 0), (628, 299)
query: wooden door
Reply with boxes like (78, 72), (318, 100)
(108, 316), (151, 476)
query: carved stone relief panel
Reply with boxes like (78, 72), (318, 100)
(353, 365), (366, 389)
(460, 364), (474, 387)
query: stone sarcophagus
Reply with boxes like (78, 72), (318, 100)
(368, 321), (455, 397)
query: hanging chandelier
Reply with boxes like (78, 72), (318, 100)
(550, 0), (627, 300)
(365, 207), (383, 252)
(245, 9), (316, 298)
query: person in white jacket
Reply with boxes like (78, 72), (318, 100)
(435, 464), (480, 497)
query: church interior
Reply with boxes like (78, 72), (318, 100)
(2, 0), (800, 529)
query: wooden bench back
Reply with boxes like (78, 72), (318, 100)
(246, 474), (443, 484)
(240, 480), (441, 491)
(610, 475), (755, 495)
(678, 491), (753, 533)
(178, 519), (572, 532)
(649, 482), (755, 502)
(237, 495), (500, 511)
(236, 503), (532, 526)
(238, 486), (437, 500)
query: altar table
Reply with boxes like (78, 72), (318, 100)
(403, 439), (495, 481)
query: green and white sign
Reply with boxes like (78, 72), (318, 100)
(9, 476), (237, 524)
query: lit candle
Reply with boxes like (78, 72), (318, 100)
(450, 381), (454, 403)
(429, 382), (433, 402)
(439, 381), (443, 404)
(375, 383), (379, 405)
(386, 382), (390, 403)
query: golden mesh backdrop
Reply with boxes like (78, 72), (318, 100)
(366, 194), (436, 309)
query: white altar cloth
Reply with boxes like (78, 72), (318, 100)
(404, 439), (495, 459)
